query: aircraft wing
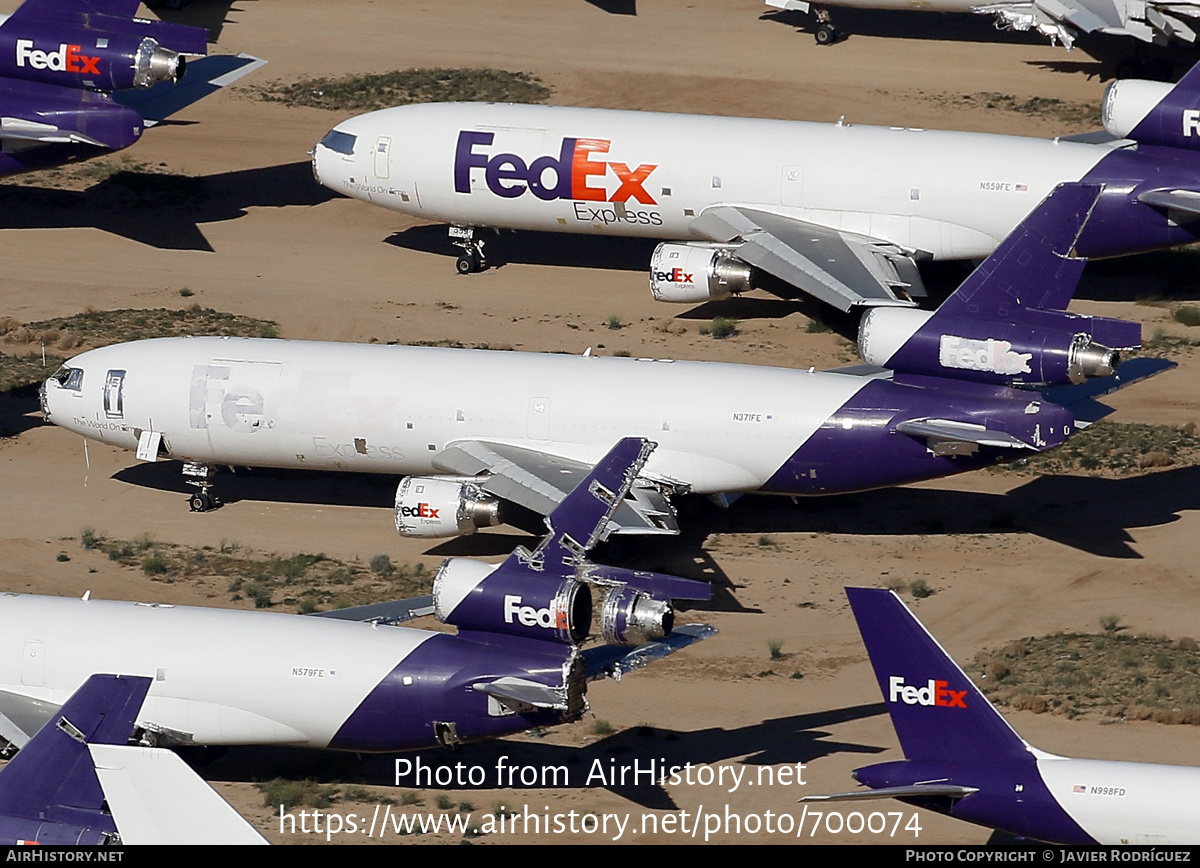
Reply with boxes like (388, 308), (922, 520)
(970, 0), (1198, 47)
(801, 784), (979, 802)
(689, 206), (925, 312)
(434, 439), (679, 537)
(89, 744), (268, 844)
(310, 595), (435, 625)
(115, 54), (267, 126)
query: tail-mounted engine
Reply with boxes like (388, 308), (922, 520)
(649, 242), (752, 303)
(1101, 78), (1177, 146)
(394, 476), (502, 538)
(599, 586), (672, 646)
(858, 307), (1138, 387)
(433, 557), (592, 645)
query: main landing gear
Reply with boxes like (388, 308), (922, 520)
(813, 5), (839, 45)
(449, 225), (487, 274)
(183, 462), (220, 513)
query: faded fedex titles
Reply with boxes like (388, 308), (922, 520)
(939, 335), (1033, 376)
(888, 676), (968, 709)
(15, 39), (100, 74)
(454, 131), (660, 216)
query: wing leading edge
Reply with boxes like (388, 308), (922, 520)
(689, 206), (925, 312)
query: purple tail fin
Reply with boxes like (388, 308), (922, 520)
(845, 588), (1028, 764)
(937, 182), (1099, 319)
(1113, 61), (1200, 150)
(0, 674), (150, 824)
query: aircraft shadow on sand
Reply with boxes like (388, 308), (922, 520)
(583, 0), (637, 13)
(385, 224), (658, 273)
(0, 160), (335, 251)
(191, 703), (888, 811)
(150, 0), (257, 45)
(0, 393), (42, 439)
(111, 457), (1200, 564)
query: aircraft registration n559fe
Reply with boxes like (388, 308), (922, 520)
(41, 184), (1167, 535)
(313, 62), (1200, 313)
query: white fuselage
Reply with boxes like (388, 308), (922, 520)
(43, 337), (879, 494)
(312, 102), (1114, 261)
(1035, 753), (1200, 845)
(0, 593), (432, 748)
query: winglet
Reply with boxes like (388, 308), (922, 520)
(845, 588), (1029, 763)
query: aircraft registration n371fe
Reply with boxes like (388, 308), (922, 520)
(41, 184), (1169, 533)
(805, 588), (1200, 844)
(313, 62), (1200, 313)
(0, 440), (714, 753)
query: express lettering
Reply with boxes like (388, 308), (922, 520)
(15, 39), (101, 74)
(888, 676), (967, 708)
(455, 130), (657, 204)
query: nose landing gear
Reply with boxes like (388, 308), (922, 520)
(449, 225), (487, 274)
(183, 462), (220, 513)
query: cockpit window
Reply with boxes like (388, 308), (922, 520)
(51, 366), (83, 391)
(319, 129), (356, 156)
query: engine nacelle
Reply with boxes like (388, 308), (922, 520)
(599, 587), (673, 646)
(433, 557), (592, 645)
(1102, 79), (1175, 142)
(649, 243), (752, 303)
(394, 477), (502, 538)
(0, 27), (192, 93)
(858, 307), (1132, 387)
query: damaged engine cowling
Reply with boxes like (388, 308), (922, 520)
(394, 476), (502, 538)
(858, 307), (1134, 387)
(599, 586), (673, 646)
(433, 557), (592, 645)
(649, 243), (752, 303)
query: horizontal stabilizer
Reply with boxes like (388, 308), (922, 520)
(0, 116), (106, 147)
(1039, 356), (1176, 424)
(311, 595), (434, 625)
(896, 418), (1035, 451)
(89, 744), (268, 844)
(1138, 188), (1200, 220)
(801, 784), (979, 803)
(473, 677), (568, 710)
(115, 55), (267, 125)
(583, 623), (717, 681)
(583, 563), (711, 601)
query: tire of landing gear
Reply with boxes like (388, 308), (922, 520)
(456, 253), (479, 274)
(815, 25), (837, 45)
(188, 492), (212, 513)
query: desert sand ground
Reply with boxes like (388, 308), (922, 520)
(0, 0), (1199, 846)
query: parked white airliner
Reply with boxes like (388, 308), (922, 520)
(310, 64), (1200, 312)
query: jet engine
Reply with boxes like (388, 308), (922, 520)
(432, 557), (592, 645)
(598, 586), (673, 646)
(394, 477), (502, 538)
(649, 243), (752, 303)
(1101, 79), (1175, 142)
(858, 307), (1135, 387)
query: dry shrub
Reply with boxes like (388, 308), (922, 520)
(1140, 451), (1173, 468)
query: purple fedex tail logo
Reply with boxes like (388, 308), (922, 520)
(454, 131), (658, 204)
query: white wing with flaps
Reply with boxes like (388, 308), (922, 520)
(433, 440), (678, 537)
(689, 206), (925, 312)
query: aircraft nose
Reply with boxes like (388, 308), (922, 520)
(312, 128), (359, 189)
(38, 378), (50, 419)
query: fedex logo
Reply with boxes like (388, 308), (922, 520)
(888, 676), (967, 708)
(455, 130), (657, 205)
(503, 594), (567, 630)
(1185, 109), (1200, 137)
(654, 267), (694, 284)
(939, 335), (1032, 377)
(397, 502), (440, 519)
(15, 39), (100, 74)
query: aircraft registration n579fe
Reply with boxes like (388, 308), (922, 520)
(313, 61), (1200, 313)
(41, 184), (1169, 537)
